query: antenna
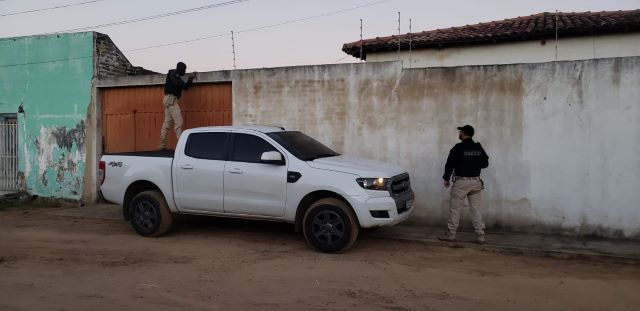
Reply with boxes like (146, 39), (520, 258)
(409, 18), (412, 68)
(231, 30), (237, 70)
(360, 18), (363, 63)
(555, 10), (559, 61)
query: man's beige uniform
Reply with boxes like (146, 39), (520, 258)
(448, 177), (484, 235)
(158, 94), (183, 149)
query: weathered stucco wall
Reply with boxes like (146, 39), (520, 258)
(231, 58), (640, 238)
(0, 33), (94, 199)
(95, 57), (640, 238)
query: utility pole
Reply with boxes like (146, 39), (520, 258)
(409, 18), (412, 68)
(231, 30), (237, 70)
(555, 10), (559, 61)
(360, 19), (363, 63)
(397, 11), (401, 54)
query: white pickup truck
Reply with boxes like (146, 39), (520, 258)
(100, 126), (414, 253)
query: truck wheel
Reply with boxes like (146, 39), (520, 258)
(129, 190), (173, 237)
(303, 198), (359, 253)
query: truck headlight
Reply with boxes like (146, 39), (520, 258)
(356, 178), (389, 191)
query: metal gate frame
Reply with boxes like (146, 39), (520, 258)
(0, 118), (18, 191)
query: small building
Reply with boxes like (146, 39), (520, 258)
(342, 10), (640, 68)
(0, 32), (153, 200)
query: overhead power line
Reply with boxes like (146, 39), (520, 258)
(0, 0), (394, 68)
(1, 0), (105, 17)
(236, 0), (391, 34)
(0, 55), (93, 68)
(125, 33), (229, 52)
(333, 55), (349, 63)
(126, 0), (392, 52)
(46, 0), (251, 34)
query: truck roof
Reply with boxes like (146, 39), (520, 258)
(191, 125), (287, 133)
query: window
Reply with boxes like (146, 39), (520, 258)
(185, 132), (228, 160)
(267, 131), (339, 161)
(232, 134), (279, 163)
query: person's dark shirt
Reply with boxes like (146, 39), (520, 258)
(443, 138), (489, 181)
(164, 69), (194, 98)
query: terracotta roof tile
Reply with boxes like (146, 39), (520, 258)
(343, 10), (640, 59)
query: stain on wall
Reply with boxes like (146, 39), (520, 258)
(0, 33), (94, 200)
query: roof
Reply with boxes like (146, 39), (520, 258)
(191, 125), (286, 133)
(342, 10), (640, 59)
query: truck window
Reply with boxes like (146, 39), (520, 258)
(267, 131), (339, 161)
(185, 132), (228, 160)
(232, 134), (278, 163)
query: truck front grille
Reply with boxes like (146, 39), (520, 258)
(397, 204), (410, 214)
(389, 173), (411, 197)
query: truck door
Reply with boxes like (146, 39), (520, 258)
(223, 133), (288, 217)
(174, 132), (228, 213)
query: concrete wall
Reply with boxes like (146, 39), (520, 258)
(0, 33), (94, 200)
(82, 32), (142, 204)
(96, 57), (640, 238)
(367, 33), (640, 68)
(231, 58), (640, 238)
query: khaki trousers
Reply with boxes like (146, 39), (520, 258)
(158, 94), (183, 149)
(447, 179), (485, 235)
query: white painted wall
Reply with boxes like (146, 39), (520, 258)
(367, 33), (640, 68)
(231, 58), (640, 238)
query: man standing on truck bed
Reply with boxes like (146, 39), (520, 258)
(158, 62), (197, 150)
(439, 125), (489, 244)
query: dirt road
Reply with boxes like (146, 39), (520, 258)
(1, 207), (638, 311)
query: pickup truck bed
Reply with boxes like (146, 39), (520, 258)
(105, 150), (174, 158)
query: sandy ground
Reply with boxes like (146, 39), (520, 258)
(0, 207), (639, 311)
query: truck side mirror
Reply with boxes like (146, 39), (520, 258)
(260, 151), (285, 165)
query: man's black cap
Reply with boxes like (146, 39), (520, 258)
(176, 62), (187, 75)
(457, 125), (475, 137)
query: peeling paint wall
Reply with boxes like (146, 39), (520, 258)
(0, 33), (94, 200)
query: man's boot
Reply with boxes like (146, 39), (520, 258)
(476, 233), (485, 245)
(438, 231), (456, 242)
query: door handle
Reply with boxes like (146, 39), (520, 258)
(180, 164), (194, 170)
(228, 168), (243, 174)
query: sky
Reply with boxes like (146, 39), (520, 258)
(2, 0), (639, 73)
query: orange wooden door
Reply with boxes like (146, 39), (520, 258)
(101, 83), (232, 153)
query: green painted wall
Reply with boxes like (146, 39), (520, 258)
(0, 32), (93, 199)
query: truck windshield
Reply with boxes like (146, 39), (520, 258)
(267, 131), (340, 161)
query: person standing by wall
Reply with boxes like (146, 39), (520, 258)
(158, 62), (197, 150)
(439, 125), (490, 244)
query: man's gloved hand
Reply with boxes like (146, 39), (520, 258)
(190, 72), (198, 81)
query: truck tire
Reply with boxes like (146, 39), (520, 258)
(129, 190), (173, 237)
(303, 198), (359, 253)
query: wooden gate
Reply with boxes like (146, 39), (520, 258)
(101, 83), (232, 153)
